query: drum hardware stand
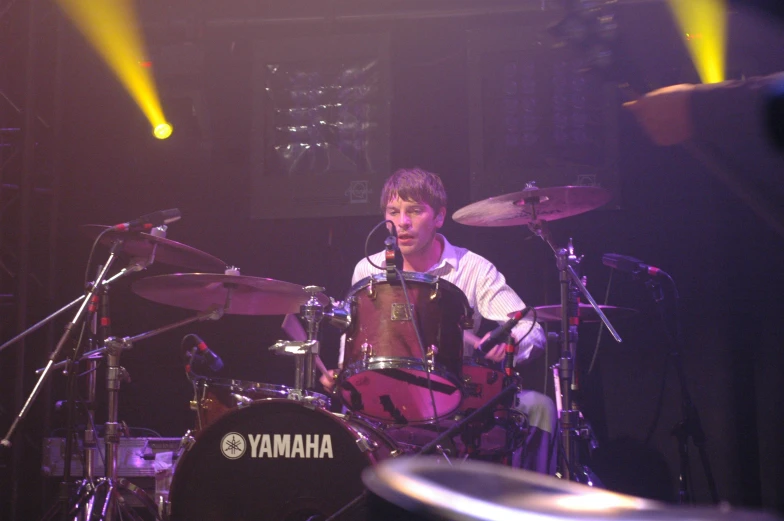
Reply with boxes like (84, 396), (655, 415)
(526, 202), (621, 484)
(37, 302), (224, 521)
(415, 383), (520, 461)
(644, 275), (718, 504)
(270, 286), (337, 402)
(322, 384), (522, 521)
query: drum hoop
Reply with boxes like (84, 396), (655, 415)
(340, 357), (462, 387)
(347, 272), (469, 306)
(195, 377), (329, 402)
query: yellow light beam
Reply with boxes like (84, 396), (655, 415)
(55, 0), (168, 132)
(668, 0), (727, 84)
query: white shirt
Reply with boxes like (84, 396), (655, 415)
(339, 234), (545, 366)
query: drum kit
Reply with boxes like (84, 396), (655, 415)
(2, 184), (645, 521)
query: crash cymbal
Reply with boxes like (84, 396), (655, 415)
(509, 304), (638, 323)
(81, 225), (226, 272)
(131, 273), (328, 315)
(452, 185), (612, 227)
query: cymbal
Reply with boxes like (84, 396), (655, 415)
(510, 304), (638, 323)
(363, 457), (775, 521)
(452, 185), (612, 227)
(131, 273), (328, 315)
(82, 225), (226, 272)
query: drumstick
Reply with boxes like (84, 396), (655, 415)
(314, 354), (332, 380)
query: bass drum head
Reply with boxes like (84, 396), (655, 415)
(169, 399), (393, 521)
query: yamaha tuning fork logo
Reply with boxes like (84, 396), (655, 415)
(221, 431), (334, 459)
(221, 432), (247, 459)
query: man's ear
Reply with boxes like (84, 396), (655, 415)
(435, 207), (446, 227)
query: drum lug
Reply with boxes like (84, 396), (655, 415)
(231, 393), (254, 408)
(361, 342), (373, 362)
(367, 279), (376, 299)
(356, 434), (378, 453)
(427, 345), (438, 369)
(189, 400), (199, 412)
(430, 280), (439, 301)
(178, 430), (196, 455)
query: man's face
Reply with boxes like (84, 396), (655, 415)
(384, 195), (445, 257)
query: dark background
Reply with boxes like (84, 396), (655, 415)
(1, 0), (783, 519)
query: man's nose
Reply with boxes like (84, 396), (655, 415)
(396, 214), (412, 228)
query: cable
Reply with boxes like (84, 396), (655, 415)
(363, 219), (393, 271)
(82, 227), (113, 287)
(396, 267), (440, 428)
(362, 218), (440, 425)
(643, 273), (681, 445)
(513, 307), (538, 347)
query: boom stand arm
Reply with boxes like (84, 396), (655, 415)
(1, 239), (124, 447)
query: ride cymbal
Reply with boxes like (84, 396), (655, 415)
(452, 185), (612, 227)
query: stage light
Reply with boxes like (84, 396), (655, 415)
(55, 0), (168, 134)
(668, 0), (727, 83)
(153, 123), (174, 140)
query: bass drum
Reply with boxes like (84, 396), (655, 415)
(190, 377), (330, 434)
(168, 399), (399, 521)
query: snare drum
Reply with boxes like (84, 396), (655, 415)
(340, 273), (473, 424)
(191, 377), (330, 433)
(169, 400), (400, 521)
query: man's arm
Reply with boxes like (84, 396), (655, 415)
(472, 261), (546, 365)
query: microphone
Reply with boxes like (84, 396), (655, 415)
(112, 208), (182, 232)
(384, 222), (403, 281)
(185, 334), (223, 372)
(602, 253), (665, 278)
(479, 308), (531, 353)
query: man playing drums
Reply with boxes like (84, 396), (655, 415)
(323, 167), (557, 474)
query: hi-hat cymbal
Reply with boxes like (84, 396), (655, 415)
(132, 273), (328, 315)
(82, 225), (226, 272)
(452, 186), (612, 227)
(509, 304), (638, 323)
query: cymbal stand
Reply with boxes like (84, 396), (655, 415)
(39, 306), (225, 521)
(528, 214), (621, 484)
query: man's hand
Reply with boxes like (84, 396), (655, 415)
(319, 369), (337, 392)
(474, 331), (512, 363)
(624, 84), (696, 146)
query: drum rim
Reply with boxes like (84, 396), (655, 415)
(193, 377), (329, 402)
(346, 273), (470, 308)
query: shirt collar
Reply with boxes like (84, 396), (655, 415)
(427, 234), (459, 273)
